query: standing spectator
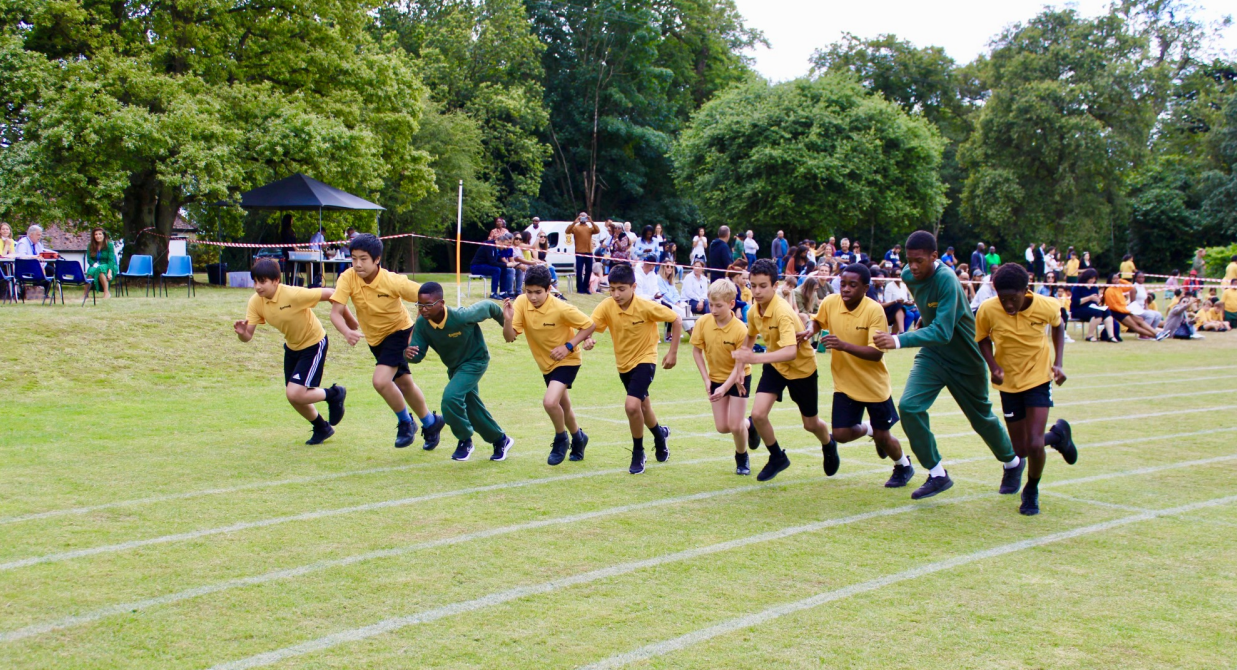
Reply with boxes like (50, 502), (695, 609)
(1223, 278), (1237, 327)
(708, 225), (733, 281)
(691, 227), (708, 264)
(1190, 248), (1207, 276)
(1045, 247), (1061, 276)
(1064, 250), (1080, 283)
(743, 230), (759, 266)
(985, 245), (1001, 271)
(83, 227), (119, 299)
(1032, 243), (1045, 279)
(633, 225), (659, 258)
(0, 222), (14, 257)
(771, 231), (789, 271)
(1079, 251), (1093, 272)
(1184, 269), (1202, 295)
(1119, 254), (1136, 280)
(940, 246), (956, 268)
(652, 224), (665, 248)
(1225, 255), (1237, 282)
(622, 221), (637, 243)
(568, 213), (600, 294)
(884, 244), (902, 268)
(730, 230), (744, 262)
(609, 227), (631, 265)
(1024, 243), (1035, 272)
(308, 227), (326, 287)
(524, 217), (544, 240)
(970, 242), (987, 275)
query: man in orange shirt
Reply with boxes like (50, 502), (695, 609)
(568, 212), (601, 294)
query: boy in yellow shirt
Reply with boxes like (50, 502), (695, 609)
(690, 278), (756, 475)
(502, 266), (597, 465)
(1195, 297), (1231, 331)
(733, 259), (836, 482)
(799, 264), (914, 488)
(233, 259), (349, 445)
(589, 263), (682, 475)
(329, 234), (444, 450)
(1224, 279), (1237, 328)
(976, 264), (1079, 516)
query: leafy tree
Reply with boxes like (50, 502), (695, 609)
(673, 75), (946, 250)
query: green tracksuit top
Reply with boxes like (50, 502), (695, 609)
(898, 261), (986, 374)
(408, 301), (503, 372)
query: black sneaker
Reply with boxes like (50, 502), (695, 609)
(885, 462), (915, 488)
(548, 433), (569, 466)
(822, 438), (840, 476)
(452, 439), (474, 461)
(756, 451), (791, 482)
(911, 472), (953, 499)
(735, 451), (751, 476)
(326, 385), (347, 426)
(394, 420), (416, 449)
(653, 425), (670, 463)
(490, 435), (514, 461)
(569, 429), (588, 461)
(629, 448), (646, 475)
(1020, 487), (1040, 515)
(747, 417), (761, 451)
(1051, 419), (1078, 465)
(999, 458), (1026, 494)
(306, 423), (335, 445)
(420, 412), (445, 451)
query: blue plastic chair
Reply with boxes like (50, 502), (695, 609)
(0, 262), (14, 304)
(118, 254), (154, 297)
(14, 258), (53, 305)
(160, 255), (195, 297)
(52, 259), (96, 306)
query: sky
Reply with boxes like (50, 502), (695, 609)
(731, 0), (1236, 82)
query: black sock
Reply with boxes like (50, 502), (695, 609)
(736, 452), (748, 464)
(767, 441), (783, 456)
(311, 415), (329, 430)
(323, 385), (341, 402)
(1043, 430), (1061, 446)
(633, 437), (644, 452)
(1026, 476), (1040, 492)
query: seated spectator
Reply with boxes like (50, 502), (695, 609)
(969, 267), (995, 312)
(469, 237), (510, 299)
(1056, 287), (1075, 343)
(15, 224), (47, 257)
(1070, 268), (1116, 342)
(635, 254), (661, 300)
(1161, 294), (1198, 340)
(1104, 271), (1159, 339)
(882, 272), (913, 334)
(0, 222), (14, 257)
(777, 275), (796, 304)
(681, 261), (710, 314)
(84, 227), (119, 300)
(657, 262), (681, 341)
(1127, 271), (1163, 330)
(1035, 271), (1056, 296)
(790, 276), (822, 328)
(1195, 298), (1231, 332)
(589, 262), (605, 293)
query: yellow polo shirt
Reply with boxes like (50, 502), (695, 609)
(329, 267), (420, 346)
(975, 293), (1062, 393)
(1119, 260), (1136, 280)
(590, 296), (678, 373)
(246, 284), (326, 351)
(811, 295), (890, 403)
(1224, 289), (1237, 313)
(1224, 262), (1237, 282)
(689, 313), (751, 383)
(748, 294), (816, 380)
(1064, 258), (1080, 277)
(510, 294), (594, 373)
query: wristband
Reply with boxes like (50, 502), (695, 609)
(564, 342), (575, 352)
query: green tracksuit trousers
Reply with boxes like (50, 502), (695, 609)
(441, 360), (504, 444)
(897, 352), (1015, 470)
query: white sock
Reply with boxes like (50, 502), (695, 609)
(859, 422), (873, 437)
(1003, 455), (1021, 469)
(896, 455), (911, 467)
(929, 463), (946, 478)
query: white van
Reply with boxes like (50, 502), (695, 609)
(523, 220), (628, 273)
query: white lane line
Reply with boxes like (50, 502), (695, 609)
(577, 493), (1237, 670)
(201, 456), (1229, 670)
(0, 469), (886, 644)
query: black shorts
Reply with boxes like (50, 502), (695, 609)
(755, 365), (819, 418)
(710, 374), (752, 399)
(832, 393), (899, 431)
(999, 381), (1054, 423)
(284, 337), (328, 388)
(543, 364), (580, 389)
(369, 327), (413, 378)
(618, 362), (656, 400)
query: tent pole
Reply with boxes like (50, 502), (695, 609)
(455, 179), (463, 307)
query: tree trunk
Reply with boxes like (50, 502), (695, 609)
(119, 169), (178, 274)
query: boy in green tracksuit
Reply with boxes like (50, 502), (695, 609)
(873, 231), (1022, 500)
(403, 282), (514, 463)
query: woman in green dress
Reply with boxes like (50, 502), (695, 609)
(84, 227), (119, 299)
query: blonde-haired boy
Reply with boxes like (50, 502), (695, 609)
(690, 279), (757, 475)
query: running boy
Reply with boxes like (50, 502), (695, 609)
(798, 263), (914, 488)
(976, 264), (1079, 515)
(329, 234), (443, 449)
(233, 259), (347, 445)
(690, 278), (755, 475)
(405, 283), (515, 462)
(873, 231), (1021, 500)
(590, 263), (682, 474)
(502, 265), (597, 465)
(734, 259), (838, 482)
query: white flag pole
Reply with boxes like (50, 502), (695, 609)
(455, 180), (464, 307)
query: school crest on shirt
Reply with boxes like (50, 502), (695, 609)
(448, 331), (462, 338)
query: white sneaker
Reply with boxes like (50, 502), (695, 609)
(1064, 334), (1075, 343)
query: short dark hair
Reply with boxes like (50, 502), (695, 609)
(1122, 253), (1132, 261)
(349, 233), (383, 260)
(609, 263), (636, 285)
(250, 259), (281, 282)
(1079, 268), (1098, 283)
(524, 265), (552, 289)
(418, 281), (444, 298)
(992, 263), (1030, 293)
(841, 262), (871, 285)
(750, 258), (779, 282)
(906, 230), (937, 253)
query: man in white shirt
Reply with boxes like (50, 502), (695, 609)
(15, 224), (47, 257)
(743, 231), (759, 266)
(525, 217), (543, 240)
(969, 272), (995, 312)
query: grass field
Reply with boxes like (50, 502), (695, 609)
(2, 280), (1235, 669)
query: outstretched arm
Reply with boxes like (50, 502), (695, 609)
(330, 302), (363, 346)
(233, 320), (256, 343)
